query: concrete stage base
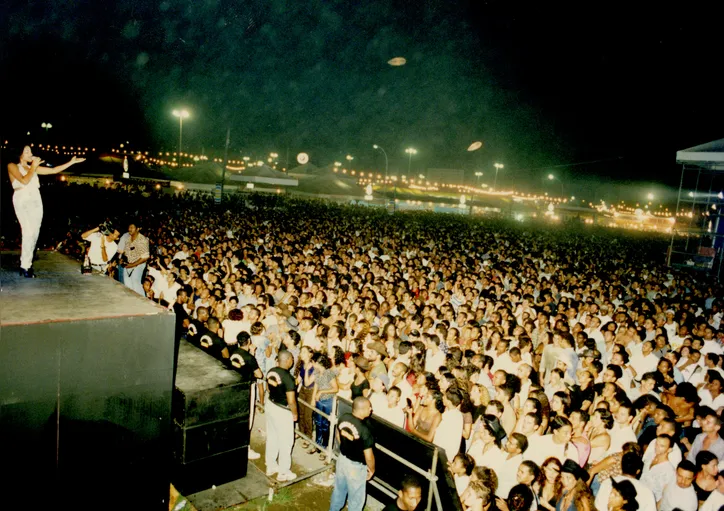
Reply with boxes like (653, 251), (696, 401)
(0, 251), (175, 510)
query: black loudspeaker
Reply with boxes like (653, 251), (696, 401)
(172, 341), (252, 495)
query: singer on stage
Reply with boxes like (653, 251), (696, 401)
(7, 145), (85, 278)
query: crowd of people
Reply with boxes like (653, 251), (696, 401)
(6, 178), (724, 511)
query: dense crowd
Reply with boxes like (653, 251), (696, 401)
(8, 181), (724, 511)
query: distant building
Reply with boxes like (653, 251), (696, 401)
(425, 168), (465, 186)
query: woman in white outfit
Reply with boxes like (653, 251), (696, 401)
(7, 146), (85, 277)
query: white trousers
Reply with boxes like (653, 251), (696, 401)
(265, 400), (294, 474)
(13, 188), (44, 270)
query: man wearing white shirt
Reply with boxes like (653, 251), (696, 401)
(595, 452), (657, 511)
(495, 433), (528, 499)
(699, 372), (724, 413)
(686, 411), (724, 463)
(640, 434), (676, 502)
(424, 335), (446, 374)
(81, 224), (120, 273)
(658, 460), (698, 511)
(374, 387), (405, 429)
(522, 416), (577, 466)
(629, 341), (659, 382)
(701, 326), (724, 357)
(607, 403), (637, 456)
(433, 390), (464, 462)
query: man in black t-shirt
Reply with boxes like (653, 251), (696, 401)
(330, 397), (375, 511)
(173, 288), (190, 343)
(228, 331), (264, 460)
(185, 306), (209, 347)
(382, 474), (423, 511)
(198, 317), (229, 361)
(265, 350), (298, 482)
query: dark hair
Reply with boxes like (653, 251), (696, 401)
(595, 408), (614, 430)
(610, 479), (639, 511)
(236, 331), (251, 346)
(606, 364), (623, 380)
(507, 484), (534, 511)
(511, 432), (529, 453)
(519, 460), (540, 482)
(312, 352), (333, 370)
(550, 416), (572, 432)
(696, 450), (718, 471)
(677, 460), (697, 474)
(619, 452), (644, 479)
(400, 473), (422, 492)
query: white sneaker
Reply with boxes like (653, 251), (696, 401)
(315, 474), (335, 487)
(276, 471), (297, 482)
(248, 448), (261, 460)
(266, 467), (278, 477)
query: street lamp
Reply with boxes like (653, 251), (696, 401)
(647, 193), (655, 201)
(475, 171), (483, 187)
(172, 109), (190, 166)
(372, 144), (388, 180)
(373, 144), (394, 211)
(493, 163), (504, 190)
(405, 147), (417, 177)
(41, 122), (53, 132)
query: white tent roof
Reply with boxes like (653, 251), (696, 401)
(676, 138), (724, 169)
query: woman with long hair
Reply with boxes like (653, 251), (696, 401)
(556, 460), (594, 511)
(7, 146), (85, 277)
(296, 346), (315, 451)
(311, 353), (338, 460)
(405, 389), (444, 444)
(533, 457), (562, 511)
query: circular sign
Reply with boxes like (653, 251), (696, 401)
(297, 152), (309, 164)
(467, 141), (483, 152)
(387, 57), (407, 66)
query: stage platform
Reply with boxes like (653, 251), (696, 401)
(0, 251), (175, 510)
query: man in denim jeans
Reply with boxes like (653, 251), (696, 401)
(330, 397), (375, 511)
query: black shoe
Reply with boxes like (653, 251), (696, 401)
(20, 268), (36, 278)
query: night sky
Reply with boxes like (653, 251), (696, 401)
(1, 1), (721, 189)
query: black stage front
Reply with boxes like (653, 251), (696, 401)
(0, 251), (175, 510)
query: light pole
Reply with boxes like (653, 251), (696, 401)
(346, 154), (354, 169)
(373, 144), (388, 180)
(405, 148), (417, 178)
(475, 171), (483, 187)
(41, 122), (53, 133)
(493, 162), (504, 190)
(172, 109), (190, 167)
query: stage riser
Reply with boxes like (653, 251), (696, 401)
(0, 309), (175, 510)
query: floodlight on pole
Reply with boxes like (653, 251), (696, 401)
(405, 148), (417, 177)
(172, 109), (190, 166)
(493, 163), (504, 190)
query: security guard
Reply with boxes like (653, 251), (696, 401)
(265, 350), (298, 482)
(329, 397), (375, 511)
(228, 331), (264, 461)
